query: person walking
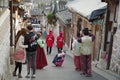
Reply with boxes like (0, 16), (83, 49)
(56, 31), (64, 53)
(42, 26), (47, 39)
(13, 28), (28, 78)
(72, 32), (81, 71)
(45, 29), (54, 55)
(36, 32), (48, 69)
(24, 25), (38, 78)
(78, 28), (95, 77)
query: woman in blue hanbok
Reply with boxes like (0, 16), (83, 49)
(52, 50), (65, 66)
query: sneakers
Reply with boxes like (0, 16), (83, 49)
(25, 74), (36, 78)
(18, 74), (22, 78)
(13, 71), (22, 78)
(32, 74), (36, 78)
(25, 74), (30, 78)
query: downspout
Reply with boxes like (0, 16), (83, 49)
(9, 0), (13, 47)
(106, 27), (117, 70)
(9, 0), (14, 65)
(106, 3), (118, 70)
(103, 5), (110, 51)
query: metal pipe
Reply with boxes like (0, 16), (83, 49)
(9, 0), (13, 46)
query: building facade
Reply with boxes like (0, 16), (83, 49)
(56, 10), (72, 48)
(107, 0), (120, 75)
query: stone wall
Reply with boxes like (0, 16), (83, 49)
(0, 9), (11, 80)
(110, 30), (120, 75)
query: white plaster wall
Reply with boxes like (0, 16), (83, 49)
(118, 1), (120, 26)
(0, 9), (11, 80)
(111, 30), (120, 75)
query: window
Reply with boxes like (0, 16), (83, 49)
(0, 0), (8, 8)
(0, 0), (8, 15)
(77, 18), (82, 33)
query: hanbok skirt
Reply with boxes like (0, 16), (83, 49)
(36, 46), (48, 69)
(52, 54), (64, 66)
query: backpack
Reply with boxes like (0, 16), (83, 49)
(28, 33), (38, 51)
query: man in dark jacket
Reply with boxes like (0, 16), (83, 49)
(24, 25), (38, 78)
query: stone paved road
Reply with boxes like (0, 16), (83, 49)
(11, 44), (108, 80)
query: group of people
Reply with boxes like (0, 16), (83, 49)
(13, 25), (47, 78)
(12, 24), (65, 78)
(13, 22), (95, 78)
(45, 30), (64, 54)
(72, 28), (95, 77)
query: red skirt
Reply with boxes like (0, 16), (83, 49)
(74, 56), (81, 71)
(36, 46), (48, 69)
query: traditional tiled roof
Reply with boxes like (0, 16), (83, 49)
(56, 9), (72, 24)
(33, 0), (51, 3)
(89, 6), (107, 21)
(30, 8), (42, 16)
(66, 0), (107, 19)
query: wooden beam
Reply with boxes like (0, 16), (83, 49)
(101, 0), (106, 2)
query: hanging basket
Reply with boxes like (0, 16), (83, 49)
(47, 12), (57, 26)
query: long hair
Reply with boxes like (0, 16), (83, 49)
(15, 28), (27, 44)
(27, 25), (33, 31)
(37, 32), (42, 38)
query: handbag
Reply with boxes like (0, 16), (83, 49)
(14, 49), (25, 60)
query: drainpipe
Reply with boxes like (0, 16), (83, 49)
(106, 25), (117, 69)
(9, 0), (14, 65)
(106, 3), (118, 69)
(9, 0), (13, 46)
(103, 6), (110, 51)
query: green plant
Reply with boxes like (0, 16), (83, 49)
(47, 12), (54, 25)
(47, 12), (57, 25)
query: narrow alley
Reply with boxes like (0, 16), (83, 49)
(11, 44), (108, 80)
(1, 0), (120, 80)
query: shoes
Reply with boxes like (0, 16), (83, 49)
(25, 74), (30, 78)
(80, 72), (85, 75)
(18, 74), (22, 78)
(12, 71), (17, 76)
(85, 74), (92, 77)
(75, 68), (81, 71)
(32, 74), (36, 78)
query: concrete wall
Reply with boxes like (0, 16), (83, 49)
(110, 1), (120, 75)
(0, 9), (11, 80)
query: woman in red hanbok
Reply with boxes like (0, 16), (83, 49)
(36, 32), (48, 69)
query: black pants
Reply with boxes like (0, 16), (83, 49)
(47, 46), (52, 54)
(14, 61), (22, 74)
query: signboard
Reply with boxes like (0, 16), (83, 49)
(23, 0), (31, 2)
